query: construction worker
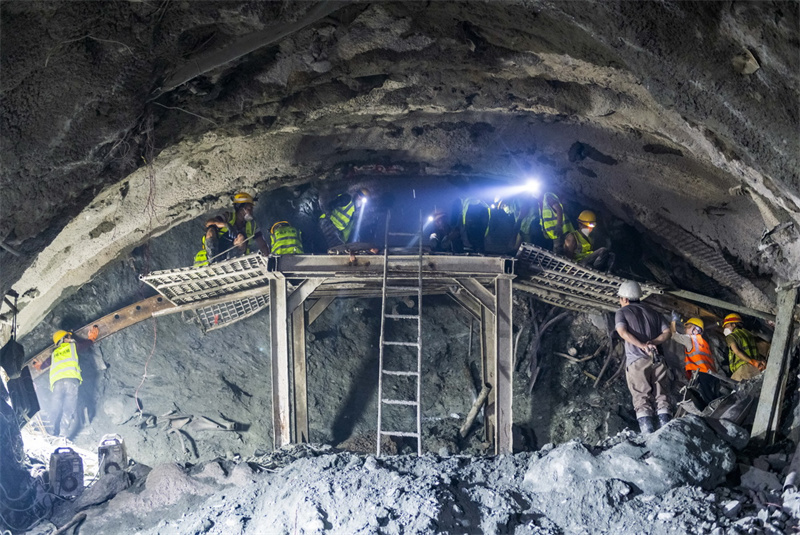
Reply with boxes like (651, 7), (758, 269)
(194, 192), (270, 266)
(485, 201), (518, 254)
(49, 330), (84, 439)
(429, 210), (463, 253)
(670, 314), (719, 410)
(615, 280), (672, 434)
(723, 313), (765, 381)
(319, 189), (368, 248)
(460, 197), (491, 254)
(269, 221), (304, 255)
(564, 210), (615, 271)
(539, 191), (573, 255)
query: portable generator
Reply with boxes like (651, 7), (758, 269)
(98, 433), (128, 474)
(49, 447), (84, 498)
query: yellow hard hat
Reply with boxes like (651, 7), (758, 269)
(685, 317), (704, 331)
(723, 313), (742, 327)
(53, 330), (71, 345)
(270, 221), (290, 234)
(233, 192), (255, 204)
(578, 210), (597, 228)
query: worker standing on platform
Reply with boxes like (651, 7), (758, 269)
(539, 190), (573, 255)
(319, 189), (368, 249)
(49, 330), (85, 439)
(670, 314), (719, 410)
(460, 197), (491, 254)
(194, 191), (270, 266)
(723, 313), (765, 381)
(615, 280), (672, 434)
(269, 221), (304, 255)
(564, 210), (615, 271)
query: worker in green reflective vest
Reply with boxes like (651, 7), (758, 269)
(319, 189), (368, 249)
(269, 221), (304, 255)
(539, 191), (573, 255)
(49, 329), (84, 439)
(194, 191), (270, 266)
(564, 210), (615, 271)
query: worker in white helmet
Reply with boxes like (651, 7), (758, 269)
(615, 280), (672, 435)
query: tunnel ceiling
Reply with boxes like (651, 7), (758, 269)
(1, 0), (798, 335)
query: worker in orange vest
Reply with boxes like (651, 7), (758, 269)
(670, 313), (719, 410)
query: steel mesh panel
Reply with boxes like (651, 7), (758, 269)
(194, 294), (270, 332)
(140, 254), (270, 305)
(515, 243), (663, 312)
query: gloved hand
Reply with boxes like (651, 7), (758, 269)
(751, 359), (766, 371)
(87, 325), (100, 342)
(670, 310), (681, 323)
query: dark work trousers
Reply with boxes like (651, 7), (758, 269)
(694, 372), (720, 410)
(50, 378), (80, 439)
(320, 218), (345, 249)
(464, 205), (489, 254)
(581, 247), (616, 272)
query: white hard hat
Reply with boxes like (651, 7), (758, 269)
(618, 280), (643, 299)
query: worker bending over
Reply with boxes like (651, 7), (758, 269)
(429, 210), (463, 253)
(615, 280), (672, 434)
(319, 189), (368, 249)
(670, 314), (719, 410)
(564, 210), (615, 272)
(270, 221), (304, 255)
(723, 313), (765, 381)
(460, 197), (491, 254)
(194, 192), (270, 266)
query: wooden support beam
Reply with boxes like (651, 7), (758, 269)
(287, 278), (326, 314)
(292, 305), (309, 443)
(495, 277), (514, 454)
(458, 278), (496, 315)
(26, 296), (174, 379)
(269, 277), (292, 448)
(751, 286), (798, 443)
(668, 289), (776, 323)
(480, 302), (497, 448)
(307, 297), (334, 326)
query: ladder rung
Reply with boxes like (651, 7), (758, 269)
(380, 431), (420, 438)
(382, 370), (419, 376)
(383, 341), (419, 347)
(384, 314), (420, 320)
(382, 399), (418, 406)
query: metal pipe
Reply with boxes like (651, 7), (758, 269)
(459, 383), (492, 438)
(668, 289), (775, 322)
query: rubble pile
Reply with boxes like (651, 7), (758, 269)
(24, 415), (799, 535)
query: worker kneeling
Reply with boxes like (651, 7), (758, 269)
(194, 191), (270, 266)
(564, 210), (615, 272)
(270, 221), (304, 255)
(723, 313), (765, 381)
(671, 315), (719, 411)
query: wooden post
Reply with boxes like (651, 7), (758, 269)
(751, 287), (798, 443)
(269, 277), (292, 448)
(292, 305), (309, 443)
(495, 277), (514, 454)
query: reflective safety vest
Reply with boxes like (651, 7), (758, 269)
(685, 335), (716, 374)
(194, 212), (256, 266)
(270, 225), (304, 255)
(727, 328), (759, 373)
(50, 341), (82, 391)
(568, 229), (594, 261)
(540, 192), (573, 239)
(320, 196), (356, 241)
(461, 198), (491, 236)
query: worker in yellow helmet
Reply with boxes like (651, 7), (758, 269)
(564, 210), (615, 271)
(269, 221), (304, 255)
(319, 188), (369, 249)
(722, 313), (765, 381)
(49, 330), (85, 439)
(669, 313), (719, 410)
(194, 191), (270, 266)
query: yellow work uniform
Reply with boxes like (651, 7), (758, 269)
(270, 226), (304, 255)
(50, 341), (82, 391)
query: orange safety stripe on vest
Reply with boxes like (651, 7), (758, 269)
(684, 335), (716, 374)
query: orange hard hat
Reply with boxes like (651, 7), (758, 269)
(723, 313), (743, 327)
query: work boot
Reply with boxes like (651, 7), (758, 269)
(637, 416), (655, 435)
(657, 413), (672, 429)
